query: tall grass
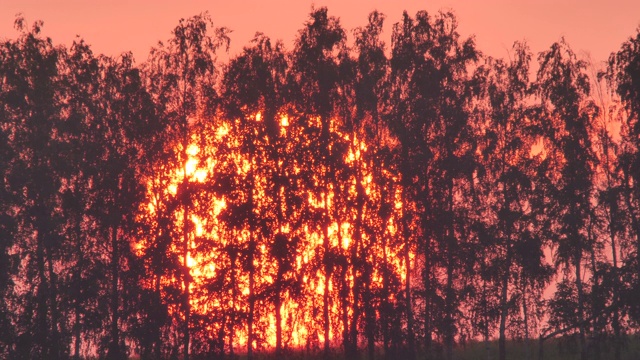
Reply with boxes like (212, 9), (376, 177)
(125, 335), (640, 360)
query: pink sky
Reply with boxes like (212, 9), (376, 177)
(1, 1), (639, 66)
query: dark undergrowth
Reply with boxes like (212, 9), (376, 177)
(121, 335), (640, 360)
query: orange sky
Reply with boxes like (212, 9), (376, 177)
(1, 0), (639, 66)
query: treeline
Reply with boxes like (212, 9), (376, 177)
(1, 7), (640, 360)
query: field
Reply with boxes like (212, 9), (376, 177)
(453, 337), (640, 360)
(212, 336), (640, 360)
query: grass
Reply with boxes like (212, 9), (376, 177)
(449, 335), (640, 360)
(126, 335), (640, 359)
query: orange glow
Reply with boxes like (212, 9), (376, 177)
(137, 114), (411, 352)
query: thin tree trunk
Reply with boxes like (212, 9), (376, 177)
(381, 230), (391, 360)
(590, 247), (601, 360)
(320, 114), (332, 360)
(35, 233), (50, 358)
(247, 149), (257, 360)
(400, 174), (416, 360)
(341, 264), (350, 357)
(349, 166), (365, 359)
(108, 224), (121, 359)
(46, 243), (61, 360)
(229, 243), (237, 358)
(274, 151), (285, 358)
(323, 217), (331, 360)
(74, 299), (81, 360)
(575, 251), (586, 360)
(499, 240), (512, 360)
(364, 269), (375, 360)
(445, 261), (454, 360)
(482, 272), (490, 360)
(275, 278), (283, 357)
(601, 122), (622, 360)
(622, 172), (640, 296)
(444, 181), (455, 360)
(623, 172), (640, 293)
(523, 278), (530, 360)
(424, 255), (432, 359)
(248, 247), (255, 360)
(73, 227), (82, 360)
(610, 217), (621, 360)
(154, 275), (162, 359)
(182, 179), (191, 360)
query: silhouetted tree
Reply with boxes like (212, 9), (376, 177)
(219, 33), (289, 358)
(475, 42), (552, 360)
(290, 7), (348, 359)
(0, 21), (22, 359)
(351, 10), (389, 360)
(74, 49), (158, 359)
(536, 38), (597, 360)
(388, 10), (479, 360)
(605, 29), (640, 333)
(1, 18), (72, 359)
(143, 12), (228, 360)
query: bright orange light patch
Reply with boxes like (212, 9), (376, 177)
(138, 115), (412, 352)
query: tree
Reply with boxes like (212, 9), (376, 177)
(219, 33), (289, 359)
(1, 18), (72, 359)
(290, 7), (348, 358)
(536, 38), (597, 360)
(388, 10), (479, 360)
(588, 56), (626, 360)
(0, 20), (21, 359)
(605, 29), (640, 331)
(474, 42), (552, 360)
(71, 47), (158, 359)
(143, 12), (228, 360)
(351, 11), (390, 360)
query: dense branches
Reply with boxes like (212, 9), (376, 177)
(2, 8), (640, 360)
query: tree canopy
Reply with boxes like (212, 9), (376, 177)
(1, 8), (640, 360)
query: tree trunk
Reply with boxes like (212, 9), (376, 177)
(323, 219), (331, 360)
(575, 251), (586, 360)
(423, 257), (432, 359)
(182, 184), (191, 360)
(341, 265), (350, 357)
(154, 275), (162, 359)
(107, 224), (121, 359)
(590, 247), (601, 360)
(248, 249), (255, 360)
(400, 177), (416, 360)
(35, 233), (50, 358)
(274, 158), (285, 358)
(610, 217), (621, 360)
(45, 242), (61, 360)
(445, 261), (454, 360)
(229, 245), (237, 357)
(498, 241), (512, 360)
(444, 181), (455, 360)
(522, 278), (530, 360)
(275, 279), (283, 357)
(74, 299), (81, 360)
(623, 172), (640, 297)
(349, 181), (364, 359)
(73, 228), (82, 360)
(381, 233), (391, 360)
(364, 274), (375, 360)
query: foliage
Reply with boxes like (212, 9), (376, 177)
(2, 8), (640, 360)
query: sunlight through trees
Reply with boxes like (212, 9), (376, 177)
(2, 8), (640, 360)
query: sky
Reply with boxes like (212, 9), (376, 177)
(1, 1), (639, 66)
